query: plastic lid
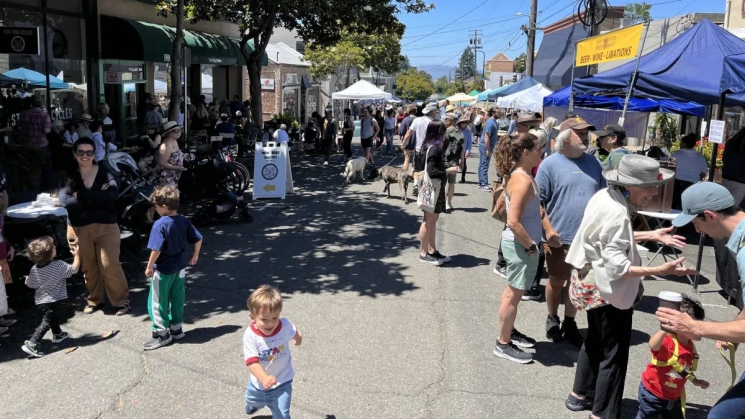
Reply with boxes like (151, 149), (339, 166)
(658, 291), (682, 302)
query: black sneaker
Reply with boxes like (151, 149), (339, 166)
(21, 341), (44, 358)
(510, 329), (536, 349)
(565, 393), (593, 411)
(493, 265), (507, 278)
(562, 319), (584, 348)
(419, 254), (442, 266)
(170, 327), (185, 340)
(459, 178), (465, 184)
(52, 332), (69, 343)
(143, 332), (173, 350)
(431, 250), (451, 263)
(521, 287), (541, 301)
(245, 404), (262, 415)
(493, 340), (533, 364)
(546, 315), (563, 342)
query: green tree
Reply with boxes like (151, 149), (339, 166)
(434, 76), (449, 94)
(398, 55), (412, 72)
(457, 47), (476, 80)
(396, 68), (434, 101)
(624, 2), (652, 24)
(303, 35), (366, 91)
(159, 0), (433, 124)
(514, 52), (526, 74)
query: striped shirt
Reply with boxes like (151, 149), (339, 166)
(26, 260), (73, 304)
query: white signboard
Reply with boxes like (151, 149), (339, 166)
(261, 78), (275, 90)
(709, 120), (726, 144)
(253, 142), (294, 199)
(701, 121), (708, 138)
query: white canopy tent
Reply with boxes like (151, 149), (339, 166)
(496, 84), (553, 113)
(332, 79), (392, 100)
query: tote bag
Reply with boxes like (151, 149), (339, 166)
(417, 146), (441, 212)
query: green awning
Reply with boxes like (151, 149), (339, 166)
(100, 16), (267, 66)
(468, 89), (481, 96)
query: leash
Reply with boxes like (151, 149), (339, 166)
(382, 154), (400, 167)
(650, 333), (698, 418)
(719, 343), (737, 390)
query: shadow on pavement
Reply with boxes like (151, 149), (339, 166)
(621, 397), (710, 418)
(531, 341), (579, 367)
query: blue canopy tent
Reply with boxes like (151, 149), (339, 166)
(0, 73), (23, 86)
(543, 86), (706, 117)
(477, 88), (499, 101)
(573, 19), (745, 106)
(3, 68), (68, 89)
(486, 76), (540, 100)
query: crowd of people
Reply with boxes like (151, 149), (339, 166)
(7, 91), (745, 418)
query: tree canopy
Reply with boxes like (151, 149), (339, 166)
(457, 47), (476, 80)
(158, 0), (433, 123)
(396, 68), (434, 101)
(513, 53), (526, 74)
(624, 2), (652, 24)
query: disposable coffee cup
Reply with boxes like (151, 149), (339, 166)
(658, 291), (683, 310)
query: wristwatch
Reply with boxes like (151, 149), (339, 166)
(526, 243), (538, 253)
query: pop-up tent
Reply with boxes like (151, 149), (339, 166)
(4, 68), (68, 89)
(573, 19), (745, 106)
(332, 79), (392, 100)
(544, 86), (705, 117)
(486, 76), (540, 100)
(496, 84), (553, 112)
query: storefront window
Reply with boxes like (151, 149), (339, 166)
(0, 10), (46, 129)
(3, 0), (40, 6)
(47, 14), (87, 121)
(201, 67), (213, 103)
(282, 87), (297, 118)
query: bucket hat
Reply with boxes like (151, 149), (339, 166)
(602, 154), (674, 187)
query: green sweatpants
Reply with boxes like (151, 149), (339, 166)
(148, 269), (186, 335)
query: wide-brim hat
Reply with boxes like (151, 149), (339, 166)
(80, 113), (93, 122)
(162, 121), (181, 135)
(457, 115), (471, 124)
(445, 104), (456, 112)
(517, 113), (541, 125)
(423, 103), (439, 114)
(444, 112), (458, 121)
(603, 154), (674, 187)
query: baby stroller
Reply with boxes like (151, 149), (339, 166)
(178, 157), (253, 227)
(106, 152), (156, 235)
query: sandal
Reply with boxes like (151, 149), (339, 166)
(83, 304), (103, 314)
(115, 301), (131, 316)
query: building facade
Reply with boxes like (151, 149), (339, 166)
(258, 42), (320, 124)
(484, 52), (513, 77)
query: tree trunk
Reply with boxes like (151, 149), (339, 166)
(167, 0), (184, 123)
(345, 67), (351, 88)
(247, 57), (263, 126)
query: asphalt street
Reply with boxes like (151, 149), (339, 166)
(1, 137), (742, 419)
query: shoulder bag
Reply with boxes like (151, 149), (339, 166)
(417, 146), (441, 213)
(491, 180), (507, 222)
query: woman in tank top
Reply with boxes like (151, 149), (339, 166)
(492, 132), (553, 365)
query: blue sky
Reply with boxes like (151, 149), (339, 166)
(398, 0), (726, 76)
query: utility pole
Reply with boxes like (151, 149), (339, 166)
(469, 29), (482, 81)
(525, 0), (538, 77)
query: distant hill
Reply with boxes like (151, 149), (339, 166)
(416, 64), (456, 81)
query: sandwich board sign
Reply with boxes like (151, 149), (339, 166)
(253, 141), (293, 199)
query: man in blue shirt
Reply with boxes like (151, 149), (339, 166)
(660, 182), (745, 418)
(507, 112), (518, 136)
(478, 108), (500, 191)
(459, 115), (473, 184)
(536, 118), (605, 347)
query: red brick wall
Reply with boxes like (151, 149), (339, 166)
(245, 63), (311, 122)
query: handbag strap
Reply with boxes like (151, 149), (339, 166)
(423, 146), (432, 175)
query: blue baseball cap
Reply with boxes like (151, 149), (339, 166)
(672, 182), (736, 227)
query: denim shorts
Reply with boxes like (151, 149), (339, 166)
(245, 379), (293, 419)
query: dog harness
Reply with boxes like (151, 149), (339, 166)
(649, 333), (697, 418)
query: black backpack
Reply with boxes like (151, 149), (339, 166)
(446, 138), (463, 161)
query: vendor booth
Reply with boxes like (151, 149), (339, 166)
(497, 84), (553, 113)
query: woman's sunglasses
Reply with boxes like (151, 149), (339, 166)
(74, 150), (95, 157)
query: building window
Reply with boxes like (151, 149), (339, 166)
(295, 41), (305, 54)
(48, 14), (88, 121)
(282, 87), (298, 118)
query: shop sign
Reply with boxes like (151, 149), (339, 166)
(261, 78), (275, 90)
(709, 120), (726, 144)
(576, 24), (644, 67)
(0, 27), (40, 55)
(104, 72), (121, 84)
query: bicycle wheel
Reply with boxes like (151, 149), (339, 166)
(233, 162), (251, 192)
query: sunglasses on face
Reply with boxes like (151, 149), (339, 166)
(74, 150), (94, 157)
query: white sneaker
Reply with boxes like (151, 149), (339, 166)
(324, 161), (329, 166)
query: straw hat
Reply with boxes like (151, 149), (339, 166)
(445, 104), (456, 112)
(457, 115), (471, 124)
(602, 154), (674, 187)
(162, 121), (181, 135)
(80, 113), (93, 122)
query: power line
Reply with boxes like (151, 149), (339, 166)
(402, 16), (524, 38)
(403, 0), (490, 46)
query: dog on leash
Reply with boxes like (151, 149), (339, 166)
(380, 166), (413, 204)
(342, 157), (368, 184)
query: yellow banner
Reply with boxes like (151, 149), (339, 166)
(575, 24), (644, 67)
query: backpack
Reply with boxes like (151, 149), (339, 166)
(195, 103), (209, 120)
(446, 137), (463, 161)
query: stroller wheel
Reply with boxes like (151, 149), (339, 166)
(239, 209), (253, 223)
(192, 211), (210, 227)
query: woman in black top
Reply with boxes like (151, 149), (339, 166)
(375, 109), (386, 151)
(416, 120), (459, 266)
(59, 137), (130, 315)
(137, 124), (161, 172)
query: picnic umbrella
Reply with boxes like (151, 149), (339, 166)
(446, 92), (476, 103)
